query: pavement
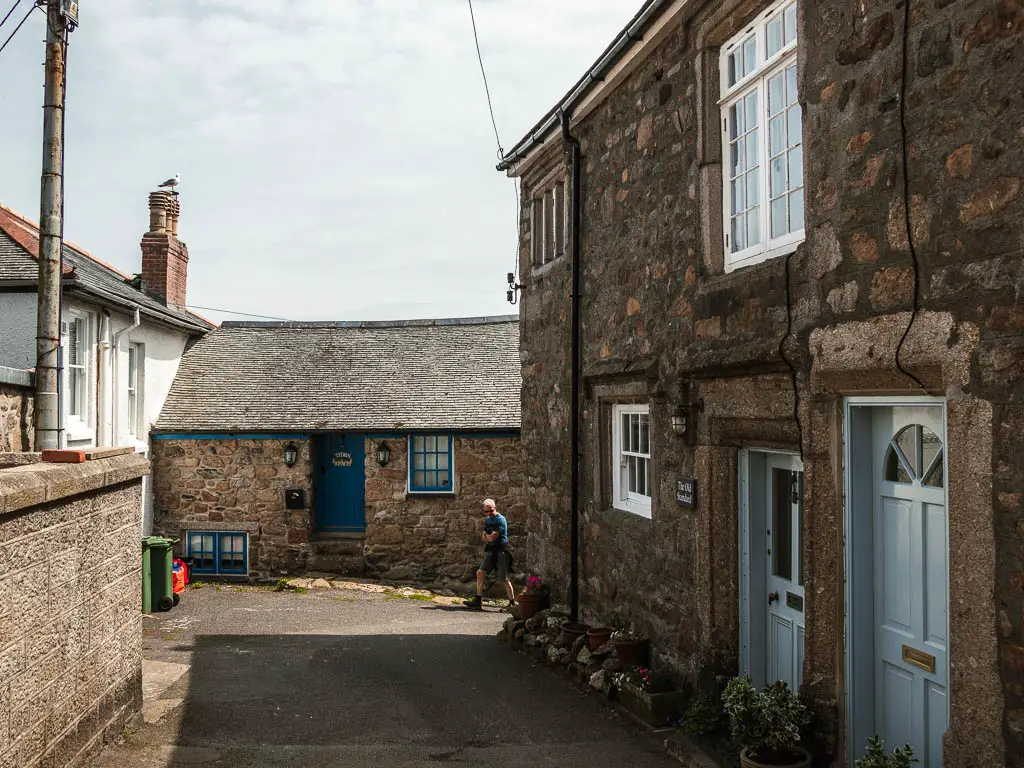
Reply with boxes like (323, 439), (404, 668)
(97, 580), (683, 768)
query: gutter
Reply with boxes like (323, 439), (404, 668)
(497, 0), (672, 172)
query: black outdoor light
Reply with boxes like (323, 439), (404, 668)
(506, 272), (523, 305)
(671, 400), (704, 443)
(283, 442), (299, 468)
(377, 441), (391, 467)
(670, 408), (689, 437)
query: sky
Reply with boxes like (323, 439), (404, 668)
(0, 0), (633, 324)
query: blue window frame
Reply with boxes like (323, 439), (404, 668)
(187, 531), (248, 575)
(408, 435), (453, 492)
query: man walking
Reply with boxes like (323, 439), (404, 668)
(463, 499), (515, 611)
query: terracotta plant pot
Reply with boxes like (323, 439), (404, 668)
(560, 621), (589, 645)
(613, 638), (650, 666)
(516, 592), (549, 619)
(586, 625), (615, 650)
(740, 747), (812, 768)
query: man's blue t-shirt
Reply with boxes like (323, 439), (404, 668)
(483, 512), (508, 550)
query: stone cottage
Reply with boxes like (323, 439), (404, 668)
(499, 0), (1022, 765)
(150, 316), (524, 588)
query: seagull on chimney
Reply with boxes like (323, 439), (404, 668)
(157, 173), (180, 191)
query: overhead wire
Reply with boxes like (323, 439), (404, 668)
(465, 0), (521, 294)
(186, 305), (294, 322)
(0, 0), (25, 31)
(0, 0), (37, 57)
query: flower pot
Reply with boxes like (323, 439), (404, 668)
(613, 638), (650, 666)
(740, 747), (812, 768)
(516, 592), (549, 619)
(560, 621), (589, 645)
(586, 625), (615, 650)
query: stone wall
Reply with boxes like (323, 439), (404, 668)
(363, 436), (526, 588)
(514, 0), (1022, 763)
(151, 435), (525, 590)
(0, 452), (149, 767)
(0, 367), (33, 453)
(151, 438), (314, 580)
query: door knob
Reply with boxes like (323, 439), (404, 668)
(768, 591), (779, 605)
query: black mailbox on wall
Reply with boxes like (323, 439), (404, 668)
(284, 489), (306, 509)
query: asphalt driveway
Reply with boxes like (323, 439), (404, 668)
(97, 581), (681, 768)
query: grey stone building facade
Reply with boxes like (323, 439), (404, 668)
(151, 317), (524, 589)
(501, 0), (1022, 764)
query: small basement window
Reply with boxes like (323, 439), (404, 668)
(187, 531), (248, 576)
(408, 435), (453, 493)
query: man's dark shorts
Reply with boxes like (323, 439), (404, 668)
(480, 549), (511, 580)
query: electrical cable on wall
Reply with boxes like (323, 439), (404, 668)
(893, 0), (929, 394)
(779, 250), (804, 462)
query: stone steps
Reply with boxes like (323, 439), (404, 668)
(307, 537), (365, 575)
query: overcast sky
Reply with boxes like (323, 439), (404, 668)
(0, 1), (632, 324)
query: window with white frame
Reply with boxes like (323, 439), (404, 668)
(612, 404), (652, 518)
(127, 343), (142, 437)
(64, 314), (88, 419)
(530, 179), (566, 268)
(720, 0), (803, 271)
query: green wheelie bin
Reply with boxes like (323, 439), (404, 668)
(144, 536), (179, 612)
(141, 538), (153, 614)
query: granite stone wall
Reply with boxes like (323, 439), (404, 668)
(152, 435), (525, 590)
(514, 0), (1022, 762)
(0, 453), (149, 767)
(0, 369), (33, 453)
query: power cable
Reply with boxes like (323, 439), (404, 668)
(893, 0), (929, 394)
(0, 0), (24, 31)
(779, 249), (803, 462)
(0, 0), (36, 57)
(186, 305), (293, 322)
(467, 0), (503, 158)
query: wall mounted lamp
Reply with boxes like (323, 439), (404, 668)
(670, 401), (704, 444)
(377, 441), (391, 467)
(506, 272), (523, 305)
(283, 442), (299, 468)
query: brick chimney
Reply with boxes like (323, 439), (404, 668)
(140, 191), (189, 310)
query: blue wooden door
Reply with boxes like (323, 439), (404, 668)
(314, 434), (366, 534)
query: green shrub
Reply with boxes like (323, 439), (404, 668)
(679, 695), (726, 738)
(721, 677), (810, 762)
(855, 735), (917, 768)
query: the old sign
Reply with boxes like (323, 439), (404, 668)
(332, 452), (353, 467)
(676, 476), (697, 508)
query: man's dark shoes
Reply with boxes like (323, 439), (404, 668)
(463, 595), (483, 610)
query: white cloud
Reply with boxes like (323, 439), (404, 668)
(0, 1), (634, 323)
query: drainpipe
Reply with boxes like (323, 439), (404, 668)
(97, 311), (111, 446)
(112, 307), (141, 443)
(560, 109), (582, 623)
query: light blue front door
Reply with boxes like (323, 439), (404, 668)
(314, 434), (366, 534)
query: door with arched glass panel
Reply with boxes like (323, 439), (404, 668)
(871, 406), (947, 765)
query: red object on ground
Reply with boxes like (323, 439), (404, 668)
(41, 449), (86, 463)
(172, 558), (189, 594)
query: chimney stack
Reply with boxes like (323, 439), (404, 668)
(140, 190), (189, 310)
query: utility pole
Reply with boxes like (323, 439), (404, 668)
(34, 0), (78, 450)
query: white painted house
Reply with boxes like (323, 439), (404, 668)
(0, 193), (213, 532)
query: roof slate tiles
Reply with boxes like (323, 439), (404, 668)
(155, 318), (521, 432)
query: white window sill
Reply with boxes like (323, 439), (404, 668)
(725, 237), (803, 273)
(612, 501), (652, 519)
(65, 419), (95, 446)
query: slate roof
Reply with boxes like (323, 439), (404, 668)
(0, 206), (213, 335)
(155, 318), (522, 432)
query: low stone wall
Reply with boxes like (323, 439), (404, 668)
(0, 452), (149, 768)
(0, 367), (33, 453)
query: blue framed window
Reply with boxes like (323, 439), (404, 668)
(187, 531), (248, 575)
(409, 435), (453, 492)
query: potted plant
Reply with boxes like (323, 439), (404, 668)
(614, 665), (686, 726)
(560, 621), (589, 646)
(855, 736), (916, 768)
(611, 627), (650, 666)
(516, 575), (550, 619)
(586, 624), (615, 650)
(722, 677), (812, 768)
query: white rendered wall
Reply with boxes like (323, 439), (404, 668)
(0, 292), (38, 370)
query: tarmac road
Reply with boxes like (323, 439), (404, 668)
(97, 582), (682, 768)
